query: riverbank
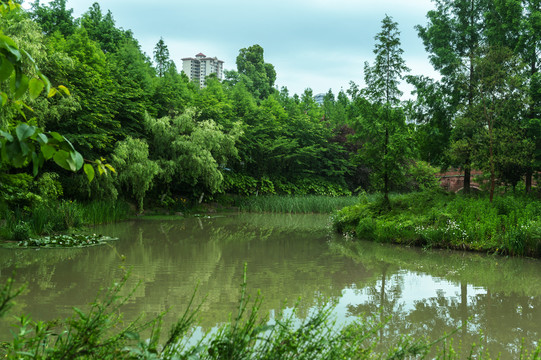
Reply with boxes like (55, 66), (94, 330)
(0, 200), (131, 243)
(332, 191), (541, 257)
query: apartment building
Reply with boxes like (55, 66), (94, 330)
(181, 53), (224, 88)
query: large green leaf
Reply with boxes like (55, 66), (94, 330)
(0, 35), (22, 61)
(53, 150), (74, 171)
(0, 56), (14, 81)
(40, 144), (56, 160)
(12, 71), (29, 100)
(84, 163), (95, 182)
(15, 123), (35, 141)
(71, 150), (84, 171)
(28, 78), (45, 100)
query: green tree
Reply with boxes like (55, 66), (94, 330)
(30, 0), (75, 36)
(145, 108), (241, 198)
(0, 1), (106, 181)
(153, 37), (170, 78)
(416, 0), (489, 193)
(80, 3), (124, 54)
(111, 136), (158, 212)
(518, 0), (541, 191)
(236, 44), (276, 100)
(359, 15), (411, 205)
(474, 46), (529, 199)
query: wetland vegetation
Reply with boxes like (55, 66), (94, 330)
(1, 0), (541, 358)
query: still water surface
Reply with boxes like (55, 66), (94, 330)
(0, 213), (540, 358)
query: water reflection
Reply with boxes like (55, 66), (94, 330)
(0, 213), (539, 358)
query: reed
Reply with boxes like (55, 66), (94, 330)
(79, 200), (131, 225)
(0, 200), (130, 240)
(240, 195), (371, 214)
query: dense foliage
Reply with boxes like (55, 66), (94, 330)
(0, 0), (540, 237)
(333, 191), (541, 257)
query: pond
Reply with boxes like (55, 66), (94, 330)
(0, 213), (540, 358)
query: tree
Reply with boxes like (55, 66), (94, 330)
(359, 15), (411, 205)
(112, 136), (158, 212)
(518, 0), (541, 191)
(80, 3), (124, 54)
(416, 0), (489, 193)
(145, 108), (241, 198)
(474, 46), (527, 200)
(236, 44), (276, 100)
(153, 37), (170, 78)
(0, 1), (107, 181)
(30, 0), (75, 37)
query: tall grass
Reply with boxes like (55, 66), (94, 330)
(79, 200), (131, 225)
(240, 195), (372, 214)
(0, 200), (131, 240)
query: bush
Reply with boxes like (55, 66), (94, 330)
(12, 221), (31, 241)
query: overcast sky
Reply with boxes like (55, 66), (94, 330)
(23, 0), (440, 98)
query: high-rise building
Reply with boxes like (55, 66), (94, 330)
(181, 53), (224, 88)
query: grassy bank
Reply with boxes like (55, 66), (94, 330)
(2, 270), (539, 359)
(0, 200), (131, 241)
(332, 191), (541, 257)
(239, 195), (370, 213)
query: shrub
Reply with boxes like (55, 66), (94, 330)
(12, 221), (31, 241)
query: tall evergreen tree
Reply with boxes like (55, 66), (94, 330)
(153, 37), (170, 78)
(358, 15), (411, 205)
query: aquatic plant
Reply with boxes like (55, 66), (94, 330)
(240, 195), (370, 214)
(18, 234), (118, 248)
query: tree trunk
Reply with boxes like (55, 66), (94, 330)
(526, 169), (533, 193)
(463, 165), (471, 194)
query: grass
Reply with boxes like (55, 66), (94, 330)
(0, 200), (131, 241)
(239, 195), (373, 214)
(2, 266), (538, 359)
(333, 190), (541, 257)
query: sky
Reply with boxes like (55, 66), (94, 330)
(23, 0), (441, 98)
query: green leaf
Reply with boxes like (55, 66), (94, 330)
(0, 35), (22, 61)
(104, 163), (116, 173)
(57, 85), (70, 96)
(47, 87), (57, 98)
(71, 150), (83, 171)
(36, 133), (48, 145)
(53, 150), (73, 171)
(38, 72), (51, 94)
(41, 144), (56, 160)
(12, 72), (29, 100)
(28, 78), (45, 100)
(0, 92), (7, 106)
(49, 132), (64, 142)
(16, 123), (35, 141)
(0, 56), (14, 81)
(0, 130), (13, 142)
(84, 163), (95, 182)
